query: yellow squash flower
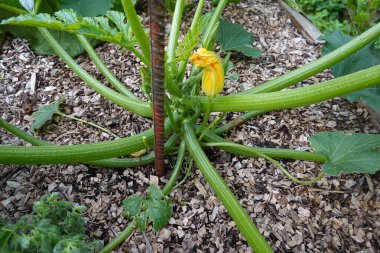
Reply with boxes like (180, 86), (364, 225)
(189, 48), (224, 97)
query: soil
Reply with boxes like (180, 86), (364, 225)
(1, 0), (379, 252)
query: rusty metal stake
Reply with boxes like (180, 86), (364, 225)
(149, 0), (166, 177)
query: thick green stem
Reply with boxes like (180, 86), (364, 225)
(0, 127), (155, 164)
(37, 28), (152, 117)
(167, 0), (184, 62)
(190, 0), (205, 30)
(0, 4), (28, 14)
(33, 0), (42, 14)
(0, 118), (46, 146)
(203, 132), (327, 162)
(99, 219), (137, 253)
(0, 118), (183, 168)
(210, 139), (326, 185)
(177, 0), (205, 82)
(183, 121), (273, 253)
(236, 22), (380, 95)
(162, 140), (186, 195)
(165, 0), (185, 96)
(76, 35), (141, 100)
(121, 0), (151, 65)
(190, 64), (380, 112)
(196, 97), (212, 134)
(202, 0), (228, 49)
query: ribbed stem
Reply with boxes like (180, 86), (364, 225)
(165, 0), (185, 96)
(37, 27), (152, 117)
(0, 127), (154, 164)
(76, 34), (140, 100)
(201, 0), (228, 49)
(183, 121), (273, 252)
(121, 0), (151, 64)
(162, 140), (186, 195)
(190, 64), (380, 112)
(0, 118), (184, 168)
(203, 132), (327, 162)
(0, 4), (28, 14)
(236, 22), (380, 95)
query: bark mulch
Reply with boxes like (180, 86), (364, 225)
(1, 0), (379, 252)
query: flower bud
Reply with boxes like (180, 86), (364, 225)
(189, 48), (224, 97)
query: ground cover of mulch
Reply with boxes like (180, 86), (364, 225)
(1, 0), (379, 252)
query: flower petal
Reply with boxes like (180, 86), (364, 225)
(189, 48), (224, 97)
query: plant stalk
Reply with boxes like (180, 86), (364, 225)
(162, 140), (186, 195)
(191, 64), (380, 112)
(0, 118), (183, 168)
(76, 34), (141, 100)
(38, 27), (152, 117)
(121, 0), (151, 65)
(236, 22), (380, 95)
(165, 0), (185, 96)
(99, 219), (137, 253)
(183, 121), (273, 253)
(204, 132), (327, 162)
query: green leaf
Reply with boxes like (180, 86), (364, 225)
(228, 72), (239, 82)
(176, 14), (210, 61)
(346, 85), (380, 110)
(0, 0), (24, 10)
(60, 0), (113, 17)
(321, 30), (380, 110)
(13, 28), (93, 57)
(146, 185), (172, 231)
(32, 100), (61, 131)
(226, 60), (239, 81)
(310, 131), (380, 175)
(0, 0), (89, 57)
(122, 195), (144, 219)
(217, 19), (261, 58)
(137, 211), (149, 232)
(0, 194), (100, 253)
(322, 30), (380, 76)
(19, 0), (33, 13)
(1, 10), (136, 48)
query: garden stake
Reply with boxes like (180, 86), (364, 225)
(149, 0), (167, 177)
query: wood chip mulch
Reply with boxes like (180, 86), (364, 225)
(1, 0), (379, 252)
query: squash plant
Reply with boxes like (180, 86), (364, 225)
(1, 0), (380, 252)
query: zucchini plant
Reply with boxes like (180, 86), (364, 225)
(1, 0), (380, 252)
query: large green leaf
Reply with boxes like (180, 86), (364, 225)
(60, 0), (113, 17)
(122, 195), (144, 219)
(10, 27), (92, 57)
(216, 18), (261, 58)
(0, 0), (91, 57)
(322, 30), (380, 110)
(137, 211), (149, 232)
(346, 86), (380, 110)
(32, 100), (61, 131)
(310, 131), (380, 175)
(1, 9), (136, 48)
(122, 185), (172, 232)
(146, 185), (172, 231)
